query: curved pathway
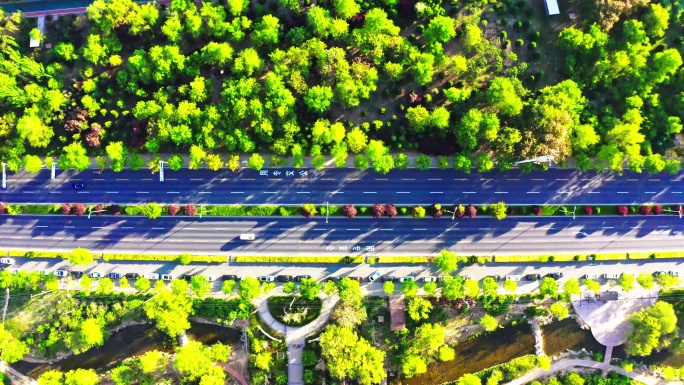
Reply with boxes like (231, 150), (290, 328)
(254, 294), (339, 385)
(218, 363), (249, 385)
(504, 358), (681, 385)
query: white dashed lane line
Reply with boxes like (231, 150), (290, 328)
(167, 192), (180, 194)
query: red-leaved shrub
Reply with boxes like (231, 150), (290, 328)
(61, 203), (72, 215)
(110, 204), (121, 215)
(73, 203), (86, 216)
(185, 204), (197, 216)
(640, 205), (651, 215)
(168, 204), (180, 216)
(652, 205), (662, 215)
(466, 204), (477, 218)
(617, 205), (628, 216)
(584, 206), (593, 215)
(531, 205), (542, 216)
(371, 204), (385, 218)
(342, 205), (357, 218)
(385, 204), (397, 218)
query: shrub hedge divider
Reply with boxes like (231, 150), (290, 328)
(232, 256), (364, 263)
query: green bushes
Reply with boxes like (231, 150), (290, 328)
(376, 256), (430, 263)
(233, 256), (364, 263)
(8, 250), (70, 258)
(628, 251), (683, 259)
(102, 253), (226, 263)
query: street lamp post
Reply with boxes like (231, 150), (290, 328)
(560, 206), (577, 220)
(1, 163), (5, 189)
(663, 208), (683, 219)
(443, 209), (456, 221)
(88, 207), (106, 219)
(51, 162), (57, 180)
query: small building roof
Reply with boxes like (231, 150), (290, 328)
(544, 0), (560, 15)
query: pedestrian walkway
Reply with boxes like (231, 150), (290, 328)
(255, 293), (339, 385)
(504, 358), (680, 385)
(218, 363), (249, 385)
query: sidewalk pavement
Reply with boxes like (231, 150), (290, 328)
(255, 293), (339, 385)
(504, 358), (680, 385)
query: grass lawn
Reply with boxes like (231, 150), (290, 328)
(267, 296), (322, 327)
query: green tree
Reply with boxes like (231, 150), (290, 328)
(657, 274), (680, 288)
(481, 277), (499, 297)
(135, 277), (151, 291)
(64, 369), (99, 385)
(38, 371), (64, 385)
(539, 277), (558, 296)
(458, 373), (482, 385)
(620, 274), (636, 291)
(333, 0), (360, 19)
(583, 279), (601, 293)
(304, 85), (334, 113)
(424, 15), (456, 44)
(637, 273), (654, 290)
(415, 154), (432, 170)
(248, 153), (265, 170)
(239, 277), (262, 299)
(395, 153), (409, 170)
(119, 276), (129, 289)
(406, 106), (431, 132)
(464, 279), (480, 297)
(189, 145), (207, 169)
(234, 48), (262, 76)
(17, 115), (53, 148)
(479, 314), (498, 331)
(489, 202), (507, 220)
(299, 278), (321, 300)
(434, 249), (458, 273)
(129, 154), (145, 170)
(167, 154), (184, 171)
(139, 350), (166, 375)
(431, 107), (451, 129)
(106, 142), (128, 172)
(438, 345), (455, 362)
(643, 3), (669, 38)
(0, 324), (29, 363)
(412, 323), (445, 355)
(563, 278), (580, 295)
(69, 248), (94, 267)
(402, 355), (427, 378)
(486, 77), (523, 116)
(401, 280), (418, 296)
(206, 154), (223, 171)
(174, 340), (221, 381)
(354, 154), (369, 170)
(97, 277), (114, 294)
(252, 15), (281, 46)
(423, 281), (437, 295)
(144, 285), (193, 338)
(320, 325), (385, 383)
(73, 318), (105, 353)
(59, 142), (91, 171)
(411, 52), (435, 85)
(227, 155), (240, 172)
(503, 279), (517, 292)
(407, 297), (432, 321)
(333, 278), (367, 327)
(24, 155), (43, 173)
(346, 127), (368, 153)
(283, 282), (296, 294)
(191, 276), (212, 298)
(549, 302), (569, 320)
(140, 203), (163, 219)
(441, 276), (464, 300)
(383, 281), (395, 295)
(626, 301), (678, 356)
(222, 280), (236, 294)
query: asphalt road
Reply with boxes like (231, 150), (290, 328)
(1, 214), (683, 256)
(0, 0), (167, 15)
(2, 168), (684, 205)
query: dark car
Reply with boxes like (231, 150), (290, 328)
(71, 271), (84, 278)
(223, 274), (240, 281)
(108, 273), (122, 279)
(72, 183), (85, 189)
(547, 272), (564, 279)
(354, 276), (364, 282)
(93, 170), (103, 175)
(125, 273), (140, 279)
(278, 275), (292, 282)
(326, 276), (340, 282)
(382, 276), (396, 282)
(526, 274), (541, 281)
(489, 275), (501, 281)
(295, 275), (311, 282)
(181, 274), (195, 281)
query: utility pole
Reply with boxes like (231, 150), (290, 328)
(1, 162), (6, 189)
(51, 162), (57, 180)
(159, 161), (165, 182)
(2, 288), (9, 325)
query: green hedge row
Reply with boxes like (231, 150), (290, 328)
(8, 250), (75, 259)
(232, 256), (364, 263)
(372, 256), (431, 263)
(102, 253), (226, 263)
(495, 251), (683, 263)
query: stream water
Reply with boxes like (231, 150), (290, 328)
(12, 322), (241, 379)
(541, 320), (605, 357)
(398, 323), (535, 385)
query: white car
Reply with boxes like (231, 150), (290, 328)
(259, 275), (275, 282)
(398, 276), (414, 283)
(161, 274), (174, 280)
(603, 273), (620, 279)
(0, 258), (15, 265)
(505, 275), (521, 281)
(240, 234), (255, 241)
(144, 273), (160, 280)
(670, 271), (681, 277)
(89, 272), (103, 278)
(367, 271), (381, 282)
(422, 276), (437, 282)
(55, 270), (68, 277)
(585, 273), (600, 279)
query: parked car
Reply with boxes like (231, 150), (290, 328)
(125, 273), (140, 279)
(422, 276), (437, 282)
(295, 275), (312, 282)
(603, 273), (619, 279)
(37, 269), (49, 275)
(144, 273), (159, 280)
(505, 275), (521, 282)
(398, 276), (414, 283)
(325, 276), (340, 282)
(55, 270), (68, 277)
(653, 271), (667, 277)
(222, 274), (240, 281)
(259, 275), (275, 282)
(181, 274), (194, 281)
(0, 258), (15, 265)
(93, 170), (103, 175)
(71, 271), (84, 278)
(72, 183), (85, 189)
(161, 274), (174, 280)
(437, 276), (450, 282)
(89, 272), (103, 278)
(526, 274), (541, 281)
(204, 276), (216, 282)
(488, 275), (501, 281)
(460, 275), (473, 281)
(367, 271), (381, 282)
(352, 276), (365, 283)
(547, 272), (564, 279)
(108, 273), (122, 279)
(278, 275), (292, 282)
(381, 276), (396, 282)
(585, 273), (600, 279)
(9, 269), (20, 274)
(669, 270), (681, 277)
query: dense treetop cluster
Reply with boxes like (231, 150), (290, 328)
(1, 0), (684, 173)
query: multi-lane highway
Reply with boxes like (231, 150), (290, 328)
(0, 0), (169, 17)
(0, 214), (682, 256)
(2, 168), (684, 205)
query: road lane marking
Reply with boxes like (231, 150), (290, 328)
(588, 191), (600, 194)
(92, 227), (103, 229)
(396, 192), (410, 194)
(313, 228), (326, 231)
(430, 192), (443, 194)
(348, 178), (361, 181)
(198, 191), (212, 194)
(191, 178), (203, 181)
(36, 225), (48, 228)
(242, 178), (255, 181)
(558, 191), (571, 194)
(463, 192), (476, 194)
(331, 191), (343, 194)
(581, 178), (592, 181)
(116, 178), (128, 181)
(268, 178), (282, 181)
(413, 228), (427, 231)
(346, 229), (360, 231)
(481, 178), (492, 181)
(321, 178), (336, 181)
(658, 226), (669, 228)
(479, 228), (492, 230)
(263, 192), (277, 194)
(507, 178), (519, 181)
(151, 227), (164, 230)
(617, 192), (628, 194)
(532, 178), (545, 181)
(380, 229), (393, 231)
(10, 236), (23, 239)
(454, 178), (468, 181)
(167, 192), (180, 194)
(49, 191), (61, 194)
(646, 191), (656, 194)
(627, 179), (638, 181)
(77, 191), (90, 194)
(673, 192), (683, 194)
(23, 191), (34, 194)
(297, 192), (310, 194)
(141, 179), (152, 181)
(527, 191), (540, 194)
(556, 178), (569, 181)
(71, 179), (82, 181)
(94, 178), (104, 181)
(602, 226), (614, 229)
(428, 178), (442, 181)
(64, 226), (75, 228)
(121, 227), (134, 229)
(630, 226), (641, 229)
(214, 228), (229, 230)
(166, 178), (177, 181)
(495, 192), (508, 194)
(106, 191), (119, 194)
(185, 227), (197, 230)
(649, 179), (661, 181)
(136, 191), (149, 194)
(363, 192), (377, 194)
(402, 178), (415, 181)
(375, 178), (388, 181)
